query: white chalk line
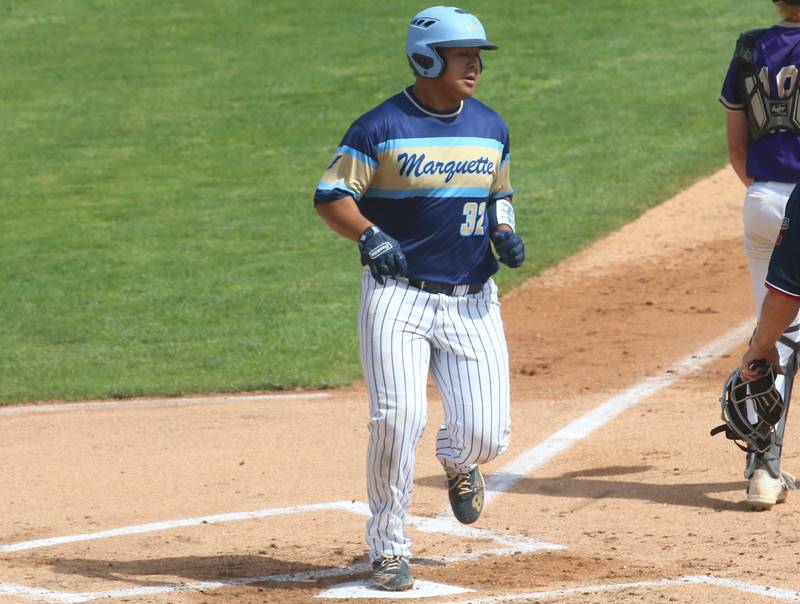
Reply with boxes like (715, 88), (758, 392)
(0, 581), (67, 603)
(0, 392), (333, 416)
(687, 575), (800, 603)
(407, 514), (562, 552)
(0, 501), (356, 554)
(437, 575), (800, 603)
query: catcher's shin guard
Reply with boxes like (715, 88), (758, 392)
(745, 325), (799, 484)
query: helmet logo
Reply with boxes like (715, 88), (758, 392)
(410, 18), (438, 29)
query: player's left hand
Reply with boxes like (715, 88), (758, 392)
(491, 230), (525, 268)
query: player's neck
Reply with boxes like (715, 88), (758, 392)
(411, 81), (463, 113)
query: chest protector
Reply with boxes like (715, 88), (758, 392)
(736, 28), (800, 140)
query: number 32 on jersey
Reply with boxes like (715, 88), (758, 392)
(460, 201), (486, 236)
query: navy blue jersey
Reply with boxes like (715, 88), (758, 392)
(720, 23), (800, 182)
(314, 87), (512, 284)
(767, 184), (800, 298)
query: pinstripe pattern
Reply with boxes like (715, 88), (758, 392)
(359, 271), (510, 561)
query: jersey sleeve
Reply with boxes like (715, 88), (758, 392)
(314, 121), (378, 204)
(719, 59), (744, 111)
(766, 186), (800, 299)
(490, 125), (512, 201)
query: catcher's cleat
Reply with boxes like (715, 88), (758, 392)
(746, 469), (792, 511)
(370, 556), (414, 591)
(446, 466), (485, 524)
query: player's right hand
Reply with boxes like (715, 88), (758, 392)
(358, 226), (408, 285)
(741, 343), (781, 381)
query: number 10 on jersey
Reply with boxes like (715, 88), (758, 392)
(460, 201), (486, 236)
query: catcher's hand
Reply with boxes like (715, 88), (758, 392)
(358, 226), (407, 285)
(491, 230), (525, 268)
(741, 343), (781, 381)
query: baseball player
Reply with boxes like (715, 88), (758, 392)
(313, 6), (525, 591)
(719, 0), (800, 510)
(742, 184), (800, 379)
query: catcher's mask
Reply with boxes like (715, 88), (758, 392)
(711, 360), (784, 453)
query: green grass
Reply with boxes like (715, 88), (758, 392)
(0, 0), (774, 403)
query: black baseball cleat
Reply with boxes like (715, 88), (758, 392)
(446, 466), (485, 524)
(370, 555), (414, 591)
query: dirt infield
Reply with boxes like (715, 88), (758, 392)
(2, 165), (799, 603)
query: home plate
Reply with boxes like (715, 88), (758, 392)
(317, 579), (473, 599)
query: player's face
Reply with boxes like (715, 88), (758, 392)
(438, 47), (482, 100)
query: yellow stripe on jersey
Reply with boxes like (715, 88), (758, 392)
(491, 154), (512, 200)
(317, 145), (376, 201)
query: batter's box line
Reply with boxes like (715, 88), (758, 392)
(0, 501), (561, 603)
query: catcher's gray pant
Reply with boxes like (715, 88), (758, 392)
(743, 181), (800, 479)
(359, 271), (511, 561)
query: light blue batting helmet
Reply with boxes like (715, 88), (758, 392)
(406, 6), (497, 79)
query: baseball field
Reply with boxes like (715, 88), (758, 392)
(3, 1), (799, 603)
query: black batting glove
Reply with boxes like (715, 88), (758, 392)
(491, 230), (525, 268)
(358, 226), (408, 285)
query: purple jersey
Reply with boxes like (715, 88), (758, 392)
(767, 183), (800, 299)
(720, 23), (800, 182)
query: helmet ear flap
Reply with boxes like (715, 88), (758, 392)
(408, 45), (445, 78)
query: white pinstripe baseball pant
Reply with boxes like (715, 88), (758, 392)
(358, 271), (511, 561)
